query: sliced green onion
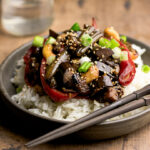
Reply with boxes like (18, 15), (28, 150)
(47, 55), (56, 65)
(81, 34), (93, 47)
(112, 47), (121, 59)
(32, 36), (44, 47)
(120, 51), (128, 61)
(99, 38), (111, 48)
(78, 62), (92, 73)
(79, 56), (91, 64)
(71, 22), (80, 31)
(16, 86), (22, 93)
(110, 39), (120, 49)
(45, 37), (56, 45)
(142, 65), (150, 73)
(120, 35), (127, 42)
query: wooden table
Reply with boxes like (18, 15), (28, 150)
(0, 0), (150, 149)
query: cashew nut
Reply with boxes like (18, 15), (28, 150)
(82, 65), (99, 83)
(104, 27), (120, 40)
(42, 44), (55, 59)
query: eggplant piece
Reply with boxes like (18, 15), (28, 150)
(90, 75), (112, 97)
(49, 77), (57, 88)
(59, 62), (75, 87)
(105, 60), (116, 67)
(59, 62), (89, 94)
(49, 29), (59, 38)
(72, 73), (90, 94)
(53, 44), (65, 54)
(77, 31), (103, 57)
(104, 87), (118, 102)
(66, 35), (81, 56)
(96, 61), (113, 75)
(105, 60), (120, 75)
(63, 68), (74, 86)
(52, 33), (67, 54)
(93, 47), (113, 60)
(98, 75), (113, 87)
(79, 26), (95, 39)
(46, 51), (70, 80)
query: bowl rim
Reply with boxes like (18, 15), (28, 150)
(0, 35), (150, 126)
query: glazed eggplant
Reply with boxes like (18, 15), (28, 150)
(46, 51), (70, 80)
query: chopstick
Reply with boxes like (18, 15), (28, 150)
(25, 85), (150, 147)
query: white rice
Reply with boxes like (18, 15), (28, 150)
(11, 44), (150, 122)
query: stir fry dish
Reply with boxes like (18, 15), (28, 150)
(23, 19), (139, 103)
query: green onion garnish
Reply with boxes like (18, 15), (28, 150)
(81, 34), (93, 47)
(47, 55), (56, 65)
(16, 86), (22, 93)
(32, 36), (44, 47)
(45, 37), (56, 45)
(112, 47), (121, 59)
(78, 62), (92, 73)
(110, 39), (120, 49)
(120, 35), (127, 42)
(71, 22), (80, 31)
(99, 38), (111, 48)
(142, 65), (150, 73)
(120, 51), (128, 61)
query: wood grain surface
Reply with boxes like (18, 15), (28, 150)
(0, 0), (150, 149)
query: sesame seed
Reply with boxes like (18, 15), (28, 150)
(94, 61), (97, 64)
(91, 33), (94, 36)
(92, 84), (95, 88)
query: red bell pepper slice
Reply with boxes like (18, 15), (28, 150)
(24, 47), (34, 86)
(119, 54), (136, 86)
(24, 38), (48, 86)
(117, 40), (129, 52)
(92, 17), (97, 29)
(118, 41), (136, 86)
(40, 58), (78, 102)
(24, 47), (33, 65)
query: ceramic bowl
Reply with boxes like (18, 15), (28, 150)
(0, 36), (150, 140)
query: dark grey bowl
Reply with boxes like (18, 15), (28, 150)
(0, 36), (150, 140)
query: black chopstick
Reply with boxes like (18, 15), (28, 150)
(25, 85), (150, 147)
